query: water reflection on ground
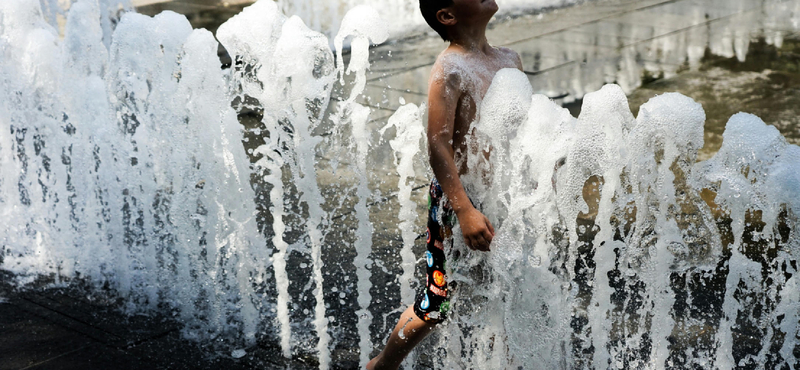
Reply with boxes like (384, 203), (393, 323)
(628, 39), (800, 160)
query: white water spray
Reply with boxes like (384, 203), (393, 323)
(217, 0), (338, 362)
(380, 103), (426, 306)
(332, 6), (387, 367)
(1, 0), (268, 342)
(432, 68), (800, 369)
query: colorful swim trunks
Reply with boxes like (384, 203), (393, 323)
(413, 179), (456, 323)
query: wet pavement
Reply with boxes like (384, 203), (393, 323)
(3, 0), (800, 368)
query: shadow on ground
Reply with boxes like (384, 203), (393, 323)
(0, 270), (325, 370)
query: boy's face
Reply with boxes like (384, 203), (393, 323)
(451, 0), (498, 23)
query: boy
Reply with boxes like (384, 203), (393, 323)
(367, 0), (523, 369)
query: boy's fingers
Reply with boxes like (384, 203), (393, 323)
(465, 230), (492, 251)
(486, 219), (495, 236)
(475, 235), (490, 251)
(482, 229), (494, 244)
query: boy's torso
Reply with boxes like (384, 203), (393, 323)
(432, 45), (521, 175)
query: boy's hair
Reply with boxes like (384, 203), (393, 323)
(419, 0), (454, 42)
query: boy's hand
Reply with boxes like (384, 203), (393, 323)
(455, 207), (495, 252)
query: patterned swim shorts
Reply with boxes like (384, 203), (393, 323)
(413, 179), (456, 323)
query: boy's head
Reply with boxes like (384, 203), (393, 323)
(419, 0), (499, 42)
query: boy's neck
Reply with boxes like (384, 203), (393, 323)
(448, 25), (490, 53)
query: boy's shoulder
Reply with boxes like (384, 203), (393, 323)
(429, 45), (522, 88)
(432, 47), (469, 72)
(496, 46), (523, 69)
(429, 47), (469, 87)
(495, 45), (518, 56)
(432, 45), (521, 74)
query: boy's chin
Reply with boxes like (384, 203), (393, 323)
(483, 0), (499, 13)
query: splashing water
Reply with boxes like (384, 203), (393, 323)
(331, 5), (387, 368)
(217, 0), (338, 358)
(2, 0), (800, 369)
(380, 103), (426, 307)
(1, 0), (268, 343)
(39, 0), (130, 47)
(435, 69), (800, 369)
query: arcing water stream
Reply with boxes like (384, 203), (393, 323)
(1, 0), (800, 369)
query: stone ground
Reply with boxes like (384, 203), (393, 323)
(2, 0), (800, 368)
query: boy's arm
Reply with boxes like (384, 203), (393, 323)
(427, 68), (495, 252)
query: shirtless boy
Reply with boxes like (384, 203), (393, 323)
(367, 0), (523, 369)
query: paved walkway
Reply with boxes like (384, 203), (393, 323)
(2, 0), (799, 369)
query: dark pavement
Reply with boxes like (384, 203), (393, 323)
(0, 271), (317, 370)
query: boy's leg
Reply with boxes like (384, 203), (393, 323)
(366, 306), (437, 370)
(368, 180), (454, 370)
